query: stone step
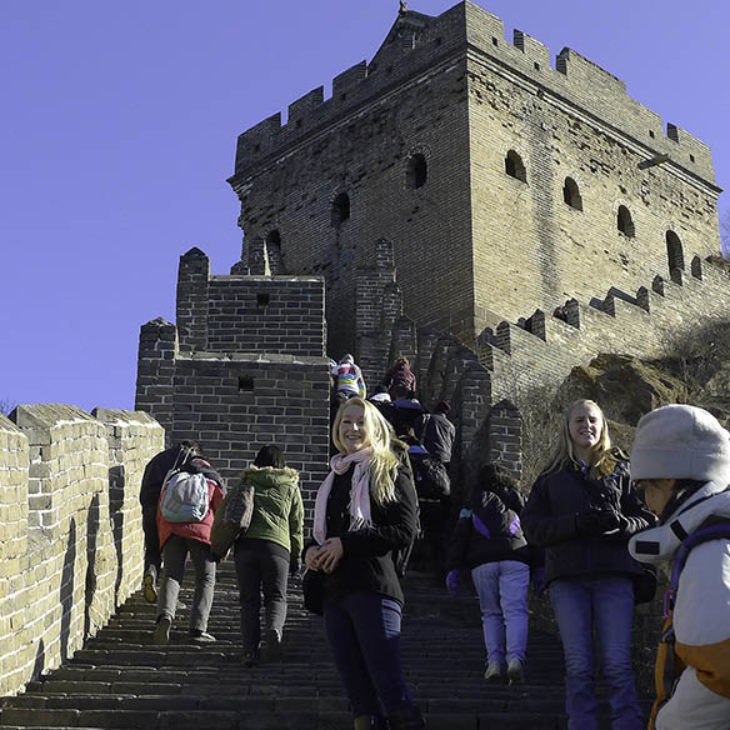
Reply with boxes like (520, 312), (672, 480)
(0, 563), (652, 729)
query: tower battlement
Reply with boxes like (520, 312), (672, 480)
(231, 1), (716, 189)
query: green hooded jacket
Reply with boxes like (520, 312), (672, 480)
(239, 465), (304, 559)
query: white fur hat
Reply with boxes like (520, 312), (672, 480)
(631, 404), (730, 482)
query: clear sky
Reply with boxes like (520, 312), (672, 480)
(2, 0), (728, 413)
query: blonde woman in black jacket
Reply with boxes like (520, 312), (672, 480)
(521, 399), (654, 730)
(304, 397), (423, 730)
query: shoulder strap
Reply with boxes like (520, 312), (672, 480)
(665, 517), (730, 617)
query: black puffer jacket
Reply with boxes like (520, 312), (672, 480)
(521, 457), (654, 585)
(448, 491), (530, 569)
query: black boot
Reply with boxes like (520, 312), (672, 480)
(387, 706), (425, 730)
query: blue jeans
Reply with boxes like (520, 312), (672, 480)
(550, 575), (643, 730)
(471, 560), (530, 665)
(323, 592), (415, 717)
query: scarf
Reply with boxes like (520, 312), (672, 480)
(313, 449), (373, 545)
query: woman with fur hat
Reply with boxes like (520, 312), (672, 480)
(628, 404), (730, 730)
(234, 445), (304, 667)
(521, 399), (653, 730)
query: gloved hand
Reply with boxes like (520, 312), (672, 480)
(446, 568), (462, 597)
(576, 508), (623, 535)
(289, 559), (302, 577)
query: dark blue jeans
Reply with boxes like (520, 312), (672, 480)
(323, 591), (415, 717)
(550, 575), (643, 730)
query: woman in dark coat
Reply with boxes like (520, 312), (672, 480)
(521, 399), (654, 730)
(304, 397), (424, 730)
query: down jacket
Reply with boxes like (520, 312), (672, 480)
(448, 491), (530, 570)
(629, 481), (730, 730)
(236, 465), (304, 558)
(521, 457), (654, 584)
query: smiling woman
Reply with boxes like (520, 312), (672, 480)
(303, 397), (424, 729)
(521, 399), (655, 730)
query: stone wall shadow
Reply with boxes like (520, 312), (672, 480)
(32, 638), (45, 680)
(84, 495), (100, 638)
(109, 465), (125, 605)
(60, 518), (76, 662)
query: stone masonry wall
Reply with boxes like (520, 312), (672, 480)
(482, 259), (730, 407)
(0, 406), (163, 698)
(136, 252), (330, 523)
(176, 248), (325, 358)
(171, 354), (330, 523)
(230, 16), (473, 354)
(229, 2), (720, 351)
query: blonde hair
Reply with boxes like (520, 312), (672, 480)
(545, 399), (617, 478)
(332, 397), (401, 505)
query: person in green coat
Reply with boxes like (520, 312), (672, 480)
(234, 445), (304, 666)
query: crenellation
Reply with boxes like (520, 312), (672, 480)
(332, 61), (368, 100)
(512, 29), (550, 71)
(0, 406), (163, 697)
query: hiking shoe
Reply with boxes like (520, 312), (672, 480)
(153, 616), (171, 646)
(189, 629), (216, 643)
(507, 657), (524, 685)
(484, 662), (505, 681)
(143, 572), (157, 604)
(260, 628), (283, 661)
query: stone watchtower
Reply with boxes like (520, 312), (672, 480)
(227, 1), (722, 358)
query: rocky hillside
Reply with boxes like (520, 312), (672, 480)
(520, 321), (730, 486)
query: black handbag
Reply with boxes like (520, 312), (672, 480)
(302, 569), (325, 615)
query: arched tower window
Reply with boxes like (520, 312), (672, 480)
(563, 177), (582, 211)
(666, 230), (685, 274)
(505, 150), (527, 182)
(405, 153), (427, 189)
(617, 205), (635, 237)
(265, 229), (282, 275)
(331, 192), (350, 226)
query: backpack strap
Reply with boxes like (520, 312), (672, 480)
(664, 518), (730, 618)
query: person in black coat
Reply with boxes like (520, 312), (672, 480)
(304, 397), (424, 730)
(446, 463), (531, 684)
(521, 399), (654, 730)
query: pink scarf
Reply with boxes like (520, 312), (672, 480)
(313, 449), (373, 545)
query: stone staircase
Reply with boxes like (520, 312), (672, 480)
(0, 563), (650, 729)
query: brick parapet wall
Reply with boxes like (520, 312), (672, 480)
(207, 276), (325, 357)
(0, 406), (163, 698)
(135, 318), (177, 445)
(482, 261), (730, 407)
(92, 409), (165, 609)
(170, 353), (330, 525)
(176, 248), (210, 352)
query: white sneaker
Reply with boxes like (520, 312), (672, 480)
(507, 657), (524, 684)
(484, 662), (505, 681)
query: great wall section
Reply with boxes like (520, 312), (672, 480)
(2, 1), (728, 728)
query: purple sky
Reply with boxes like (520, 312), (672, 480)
(2, 0), (728, 414)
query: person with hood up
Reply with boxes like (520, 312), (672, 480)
(628, 404), (730, 730)
(234, 444), (304, 667)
